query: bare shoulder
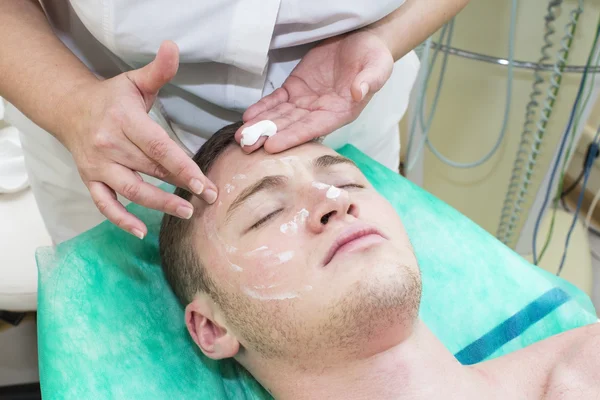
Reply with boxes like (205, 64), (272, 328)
(543, 323), (600, 399)
(473, 322), (600, 400)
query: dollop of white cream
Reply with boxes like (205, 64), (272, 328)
(240, 120), (278, 147)
(326, 186), (341, 199)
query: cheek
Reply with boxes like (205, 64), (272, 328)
(230, 243), (297, 282)
(221, 236), (314, 301)
(361, 197), (408, 237)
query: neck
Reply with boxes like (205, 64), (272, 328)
(253, 321), (486, 400)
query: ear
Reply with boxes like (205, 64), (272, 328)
(185, 295), (240, 360)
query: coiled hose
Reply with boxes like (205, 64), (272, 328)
(496, 0), (563, 244)
(496, 0), (583, 247)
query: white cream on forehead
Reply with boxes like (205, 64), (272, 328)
(279, 156), (299, 164)
(260, 159), (278, 167)
(326, 186), (341, 199)
(240, 120), (278, 147)
(224, 183), (235, 193)
(232, 174), (246, 180)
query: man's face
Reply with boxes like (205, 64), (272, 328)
(194, 142), (421, 361)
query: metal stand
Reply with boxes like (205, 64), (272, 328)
(429, 41), (600, 73)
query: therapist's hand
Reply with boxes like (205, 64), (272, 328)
(60, 41), (217, 239)
(237, 30), (394, 153)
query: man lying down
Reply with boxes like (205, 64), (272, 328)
(159, 122), (599, 400)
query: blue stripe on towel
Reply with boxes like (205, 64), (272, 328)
(454, 287), (570, 365)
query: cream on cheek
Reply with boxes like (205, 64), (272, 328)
(280, 208), (309, 234)
(204, 205), (305, 300)
(214, 160), (316, 300)
(235, 242), (301, 297)
(201, 204), (244, 275)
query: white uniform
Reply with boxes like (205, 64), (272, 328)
(5, 0), (420, 244)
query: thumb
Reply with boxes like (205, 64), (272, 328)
(128, 40), (179, 96)
(350, 56), (393, 102)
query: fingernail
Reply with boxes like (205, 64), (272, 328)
(189, 178), (204, 195)
(131, 229), (145, 240)
(203, 188), (218, 204)
(360, 82), (369, 100)
(176, 206), (194, 219)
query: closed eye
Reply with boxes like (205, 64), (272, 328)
(249, 209), (283, 231)
(338, 183), (365, 189)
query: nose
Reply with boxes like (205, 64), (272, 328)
(306, 186), (359, 233)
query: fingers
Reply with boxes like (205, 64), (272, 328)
(263, 110), (337, 153)
(128, 40), (180, 96)
(351, 80), (370, 102)
(351, 54), (394, 102)
(238, 135), (268, 154)
(236, 102), (295, 152)
(115, 140), (186, 188)
(105, 165), (196, 220)
(126, 116), (218, 204)
(88, 181), (147, 239)
(242, 88), (289, 122)
(238, 107), (311, 154)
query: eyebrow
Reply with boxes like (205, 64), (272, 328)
(226, 175), (288, 221)
(312, 154), (358, 169)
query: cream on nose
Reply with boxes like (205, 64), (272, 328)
(326, 186), (341, 199)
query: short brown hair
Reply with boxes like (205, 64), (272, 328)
(159, 121), (242, 305)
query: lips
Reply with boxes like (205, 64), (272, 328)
(322, 224), (387, 266)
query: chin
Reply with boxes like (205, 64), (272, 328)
(345, 242), (412, 271)
(320, 256), (421, 353)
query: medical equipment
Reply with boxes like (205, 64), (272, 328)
(539, 24), (600, 265)
(406, 1), (600, 263)
(36, 145), (597, 399)
(534, 17), (600, 268)
(585, 181), (600, 230)
(556, 131), (600, 275)
(496, 0), (576, 244)
(501, 0), (584, 252)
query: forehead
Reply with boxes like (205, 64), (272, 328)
(207, 142), (341, 185)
